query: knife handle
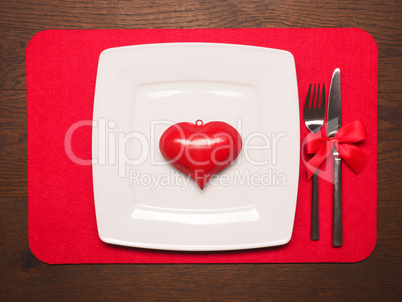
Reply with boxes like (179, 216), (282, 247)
(311, 172), (319, 240)
(333, 157), (343, 247)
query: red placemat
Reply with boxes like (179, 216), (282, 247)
(27, 28), (377, 264)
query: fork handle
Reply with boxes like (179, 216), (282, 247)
(311, 172), (319, 240)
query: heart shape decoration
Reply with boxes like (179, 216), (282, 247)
(159, 120), (242, 189)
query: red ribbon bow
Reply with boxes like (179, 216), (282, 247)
(305, 119), (367, 179)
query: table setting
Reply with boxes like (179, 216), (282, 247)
(26, 28), (377, 264)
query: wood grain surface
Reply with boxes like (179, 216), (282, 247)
(0, 0), (401, 301)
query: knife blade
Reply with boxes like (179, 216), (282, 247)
(327, 68), (342, 247)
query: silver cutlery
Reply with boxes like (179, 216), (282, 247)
(327, 68), (342, 247)
(304, 83), (326, 241)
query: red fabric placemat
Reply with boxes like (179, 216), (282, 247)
(27, 28), (377, 264)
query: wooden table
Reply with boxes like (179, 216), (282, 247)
(1, 0), (401, 300)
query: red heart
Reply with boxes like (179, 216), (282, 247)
(159, 120), (242, 189)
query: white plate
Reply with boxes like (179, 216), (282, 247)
(92, 43), (299, 251)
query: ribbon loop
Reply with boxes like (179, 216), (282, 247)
(305, 119), (367, 179)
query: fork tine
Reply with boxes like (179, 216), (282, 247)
(312, 83), (316, 108)
(315, 83), (320, 108)
(305, 83), (312, 109)
(320, 83), (325, 109)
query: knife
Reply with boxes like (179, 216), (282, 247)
(327, 68), (342, 247)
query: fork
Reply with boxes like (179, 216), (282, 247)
(304, 83), (326, 241)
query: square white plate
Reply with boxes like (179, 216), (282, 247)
(92, 43), (299, 251)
